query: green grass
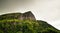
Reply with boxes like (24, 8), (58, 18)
(0, 19), (59, 33)
(0, 19), (22, 23)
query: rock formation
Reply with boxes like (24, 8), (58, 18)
(18, 11), (36, 20)
(0, 11), (36, 20)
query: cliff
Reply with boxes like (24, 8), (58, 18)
(18, 11), (36, 20)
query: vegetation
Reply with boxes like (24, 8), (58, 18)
(0, 19), (60, 33)
(0, 12), (60, 33)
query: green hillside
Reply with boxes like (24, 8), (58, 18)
(0, 12), (60, 33)
(0, 19), (60, 33)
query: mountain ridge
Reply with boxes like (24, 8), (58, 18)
(0, 11), (36, 20)
(0, 11), (60, 33)
(0, 11), (59, 30)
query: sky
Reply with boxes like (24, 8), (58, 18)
(0, 0), (60, 30)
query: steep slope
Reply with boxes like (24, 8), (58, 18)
(0, 11), (60, 33)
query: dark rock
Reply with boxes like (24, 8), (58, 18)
(18, 11), (36, 20)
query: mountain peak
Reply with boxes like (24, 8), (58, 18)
(19, 11), (36, 20)
(23, 11), (32, 14)
(25, 11), (32, 13)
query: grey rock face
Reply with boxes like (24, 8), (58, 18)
(18, 11), (36, 20)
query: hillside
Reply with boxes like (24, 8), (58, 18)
(0, 11), (60, 33)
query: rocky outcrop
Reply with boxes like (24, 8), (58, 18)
(18, 11), (36, 20)
(0, 11), (36, 20)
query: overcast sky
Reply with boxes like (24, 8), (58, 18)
(0, 0), (60, 30)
